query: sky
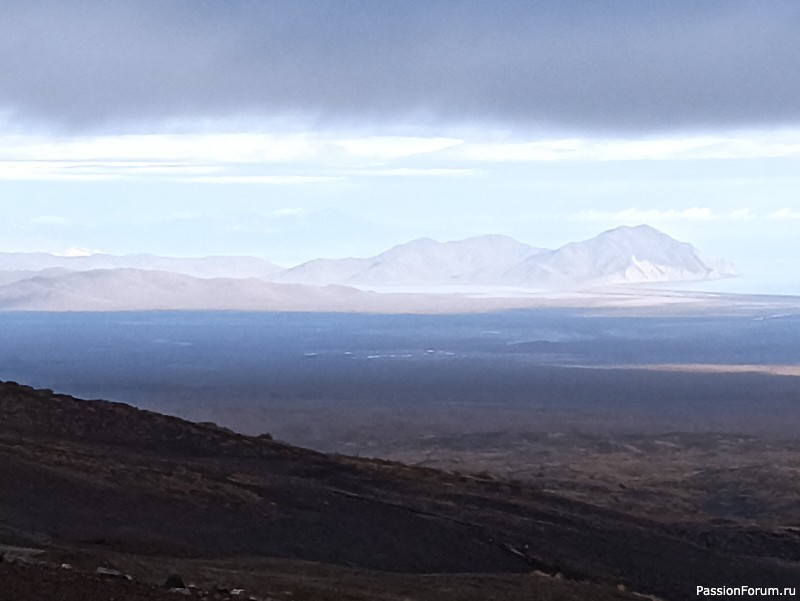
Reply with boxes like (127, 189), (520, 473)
(1, 1), (799, 292)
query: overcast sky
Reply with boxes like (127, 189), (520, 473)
(1, 1), (799, 292)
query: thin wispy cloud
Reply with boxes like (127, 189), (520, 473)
(0, 132), (469, 182)
(0, 133), (320, 163)
(186, 175), (343, 186)
(0, 160), (218, 182)
(3, 129), (800, 183)
(458, 131), (800, 162)
(358, 168), (475, 178)
(767, 208), (800, 220)
(576, 208), (759, 223)
(335, 137), (463, 159)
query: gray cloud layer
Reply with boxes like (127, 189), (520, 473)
(3, 1), (800, 133)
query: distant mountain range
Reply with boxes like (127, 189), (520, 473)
(274, 234), (544, 286)
(0, 252), (282, 280)
(0, 225), (736, 311)
(0, 269), (371, 312)
(276, 225), (735, 287)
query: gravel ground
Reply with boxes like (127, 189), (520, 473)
(0, 562), (192, 601)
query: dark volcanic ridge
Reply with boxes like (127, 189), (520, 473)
(1, 381), (798, 601)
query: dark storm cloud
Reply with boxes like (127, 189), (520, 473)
(3, 0), (800, 133)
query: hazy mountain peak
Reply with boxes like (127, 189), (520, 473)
(379, 236), (441, 256)
(0, 251), (283, 280)
(0, 226), (736, 309)
(517, 223), (732, 286)
(279, 225), (732, 288)
(595, 223), (679, 244)
(602, 223), (661, 235)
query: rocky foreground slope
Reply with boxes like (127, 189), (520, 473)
(1, 381), (797, 600)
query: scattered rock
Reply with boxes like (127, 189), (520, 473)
(169, 587), (191, 595)
(165, 573), (186, 589)
(95, 566), (132, 580)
